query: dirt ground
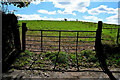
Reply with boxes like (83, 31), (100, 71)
(2, 68), (120, 80)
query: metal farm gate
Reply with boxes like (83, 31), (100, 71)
(20, 21), (119, 75)
(26, 30), (96, 53)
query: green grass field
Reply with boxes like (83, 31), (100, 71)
(18, 20), (120, 44)
(11, 20), (120, 69)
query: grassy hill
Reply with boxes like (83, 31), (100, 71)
(18, 20), (120, 44)
(12, 20), (120, 69)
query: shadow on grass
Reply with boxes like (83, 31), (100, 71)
(103, 44), (120, 56)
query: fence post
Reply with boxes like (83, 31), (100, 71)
(95, 21), (102, 52)
(95, 21), (117, 80)
(116, 28), (119, 45)
(22, 23), (27, 52)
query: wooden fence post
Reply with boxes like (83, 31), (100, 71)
(95, 21), (117, 80)
(117, 28), (119, 45)
(22, 23), (27, 52)
(95, 21), (102, 49)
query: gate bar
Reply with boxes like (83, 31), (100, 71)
(53, 31), (61, 70)
(76, 32), (79, 71)
(41, 31), (43, 52)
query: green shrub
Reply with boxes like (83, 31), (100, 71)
(57, 52), (68, 64)
(88, 55), (97, 62)
(45, 52), (68, 64)
(69, 54), (77, 63)
(80, 50), (92, 57)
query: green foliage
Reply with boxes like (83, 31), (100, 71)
(88, 55), (97, 62)
(45, 51), (68, 64)
(57, 52), (68, 64)
(1, 2), (31, 8)
(69, 54), (77, 63)
(107, 53), (120, 67)
(13, 49), (120, 69)
(14, 19), (120, 68)
(24, 50), (34, 56)
(81, 50), (92, 56)
(80, 50), (98, 63)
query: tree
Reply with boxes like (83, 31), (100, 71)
(1, 0), (43, 9)
(64, 18), (67, 21)
(1, 2), (30, 8)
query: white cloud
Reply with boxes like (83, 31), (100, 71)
(91, 0), (120, 2)
(32, 0), (90, 15)
(106, 14), (118, 24)
(38, 10), (56, 15)
(15, 14), (76, 21)
(38, 9), (76, 15)
(31, 0), (41, 5)
(88, 5), (118, 15)
(16, 14), (119, 24)
(46, 0), (90, 15)
(16, 14), (42, 20)
(83, 16), (103, 22)
(31, 0), (45, 5)
(57, 10), (76, 16)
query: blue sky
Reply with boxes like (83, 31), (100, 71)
(4, 0), (120, 24)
